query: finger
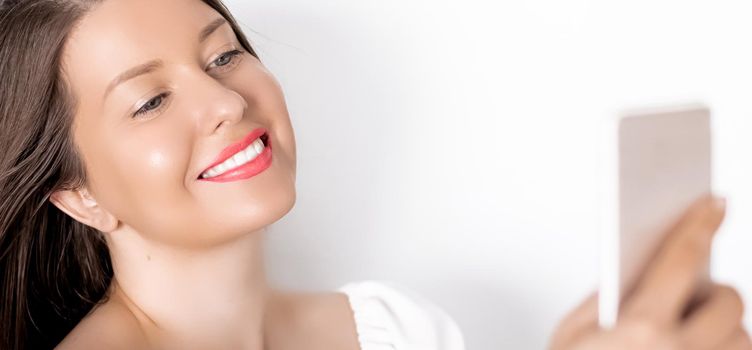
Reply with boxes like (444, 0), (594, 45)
(718, 328), (752, 350)
(677, 284), (744, 350)
(549, 292), (599, 349)
(621, 194), (726, 326)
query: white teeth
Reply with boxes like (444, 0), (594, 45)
(254, 139), (264, 154)
(231, 151), (245, 165)
(200, 137), (266, 179)
(216, 163), (229, 173)
(244, 147), (257, 160)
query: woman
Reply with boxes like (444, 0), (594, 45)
(0, 0), (746, 349)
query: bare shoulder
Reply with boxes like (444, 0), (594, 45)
(55, 297), (151, 350)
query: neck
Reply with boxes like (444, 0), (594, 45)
(105, 227), (271, 349)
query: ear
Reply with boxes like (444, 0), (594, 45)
(49, 187), (119, 233)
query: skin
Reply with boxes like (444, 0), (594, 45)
(50, 0), (359, 349)
(45, 0), (748, 349)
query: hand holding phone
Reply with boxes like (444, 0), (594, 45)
(548, 104), (748, 350)
(599, 105), (713, 328)
(549, 195), (748, 350)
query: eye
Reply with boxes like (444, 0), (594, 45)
(129, 49), (243, 119)
(207, 49), (244, 73)
(133, 92), (170, 118)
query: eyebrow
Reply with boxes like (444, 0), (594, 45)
(102, 17), (229, 101)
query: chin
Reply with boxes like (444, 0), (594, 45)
(265, 180), (297, 225)
(234, 180), (296, 237)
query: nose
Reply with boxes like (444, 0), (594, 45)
(187, 73), (248, 135)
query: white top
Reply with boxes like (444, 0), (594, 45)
(337, 280), (466, 350)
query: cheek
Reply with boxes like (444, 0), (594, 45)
(117, 130), (189, 192)
(234, 64), (296, 166)
(101, 129), (195, 235)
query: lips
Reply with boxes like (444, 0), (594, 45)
(198, 127), (268, 179)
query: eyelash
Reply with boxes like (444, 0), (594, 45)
(132, 49), (245, 118)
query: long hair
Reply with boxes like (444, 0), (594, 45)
(0, 0), (259, 348)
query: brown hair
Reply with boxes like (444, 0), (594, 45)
(0, 0), (259, 348)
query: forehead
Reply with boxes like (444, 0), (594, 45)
(62, 0), (222, 94)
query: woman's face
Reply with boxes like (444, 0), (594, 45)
(60, 0), (297, 248)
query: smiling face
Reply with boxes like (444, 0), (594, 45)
(59, 0), (297, 248)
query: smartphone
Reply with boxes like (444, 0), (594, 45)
(598, 104), (713, 329)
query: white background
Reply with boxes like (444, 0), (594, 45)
(222, 0), (752, 348)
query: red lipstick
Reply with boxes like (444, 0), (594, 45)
(198, 127), (272, 182)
